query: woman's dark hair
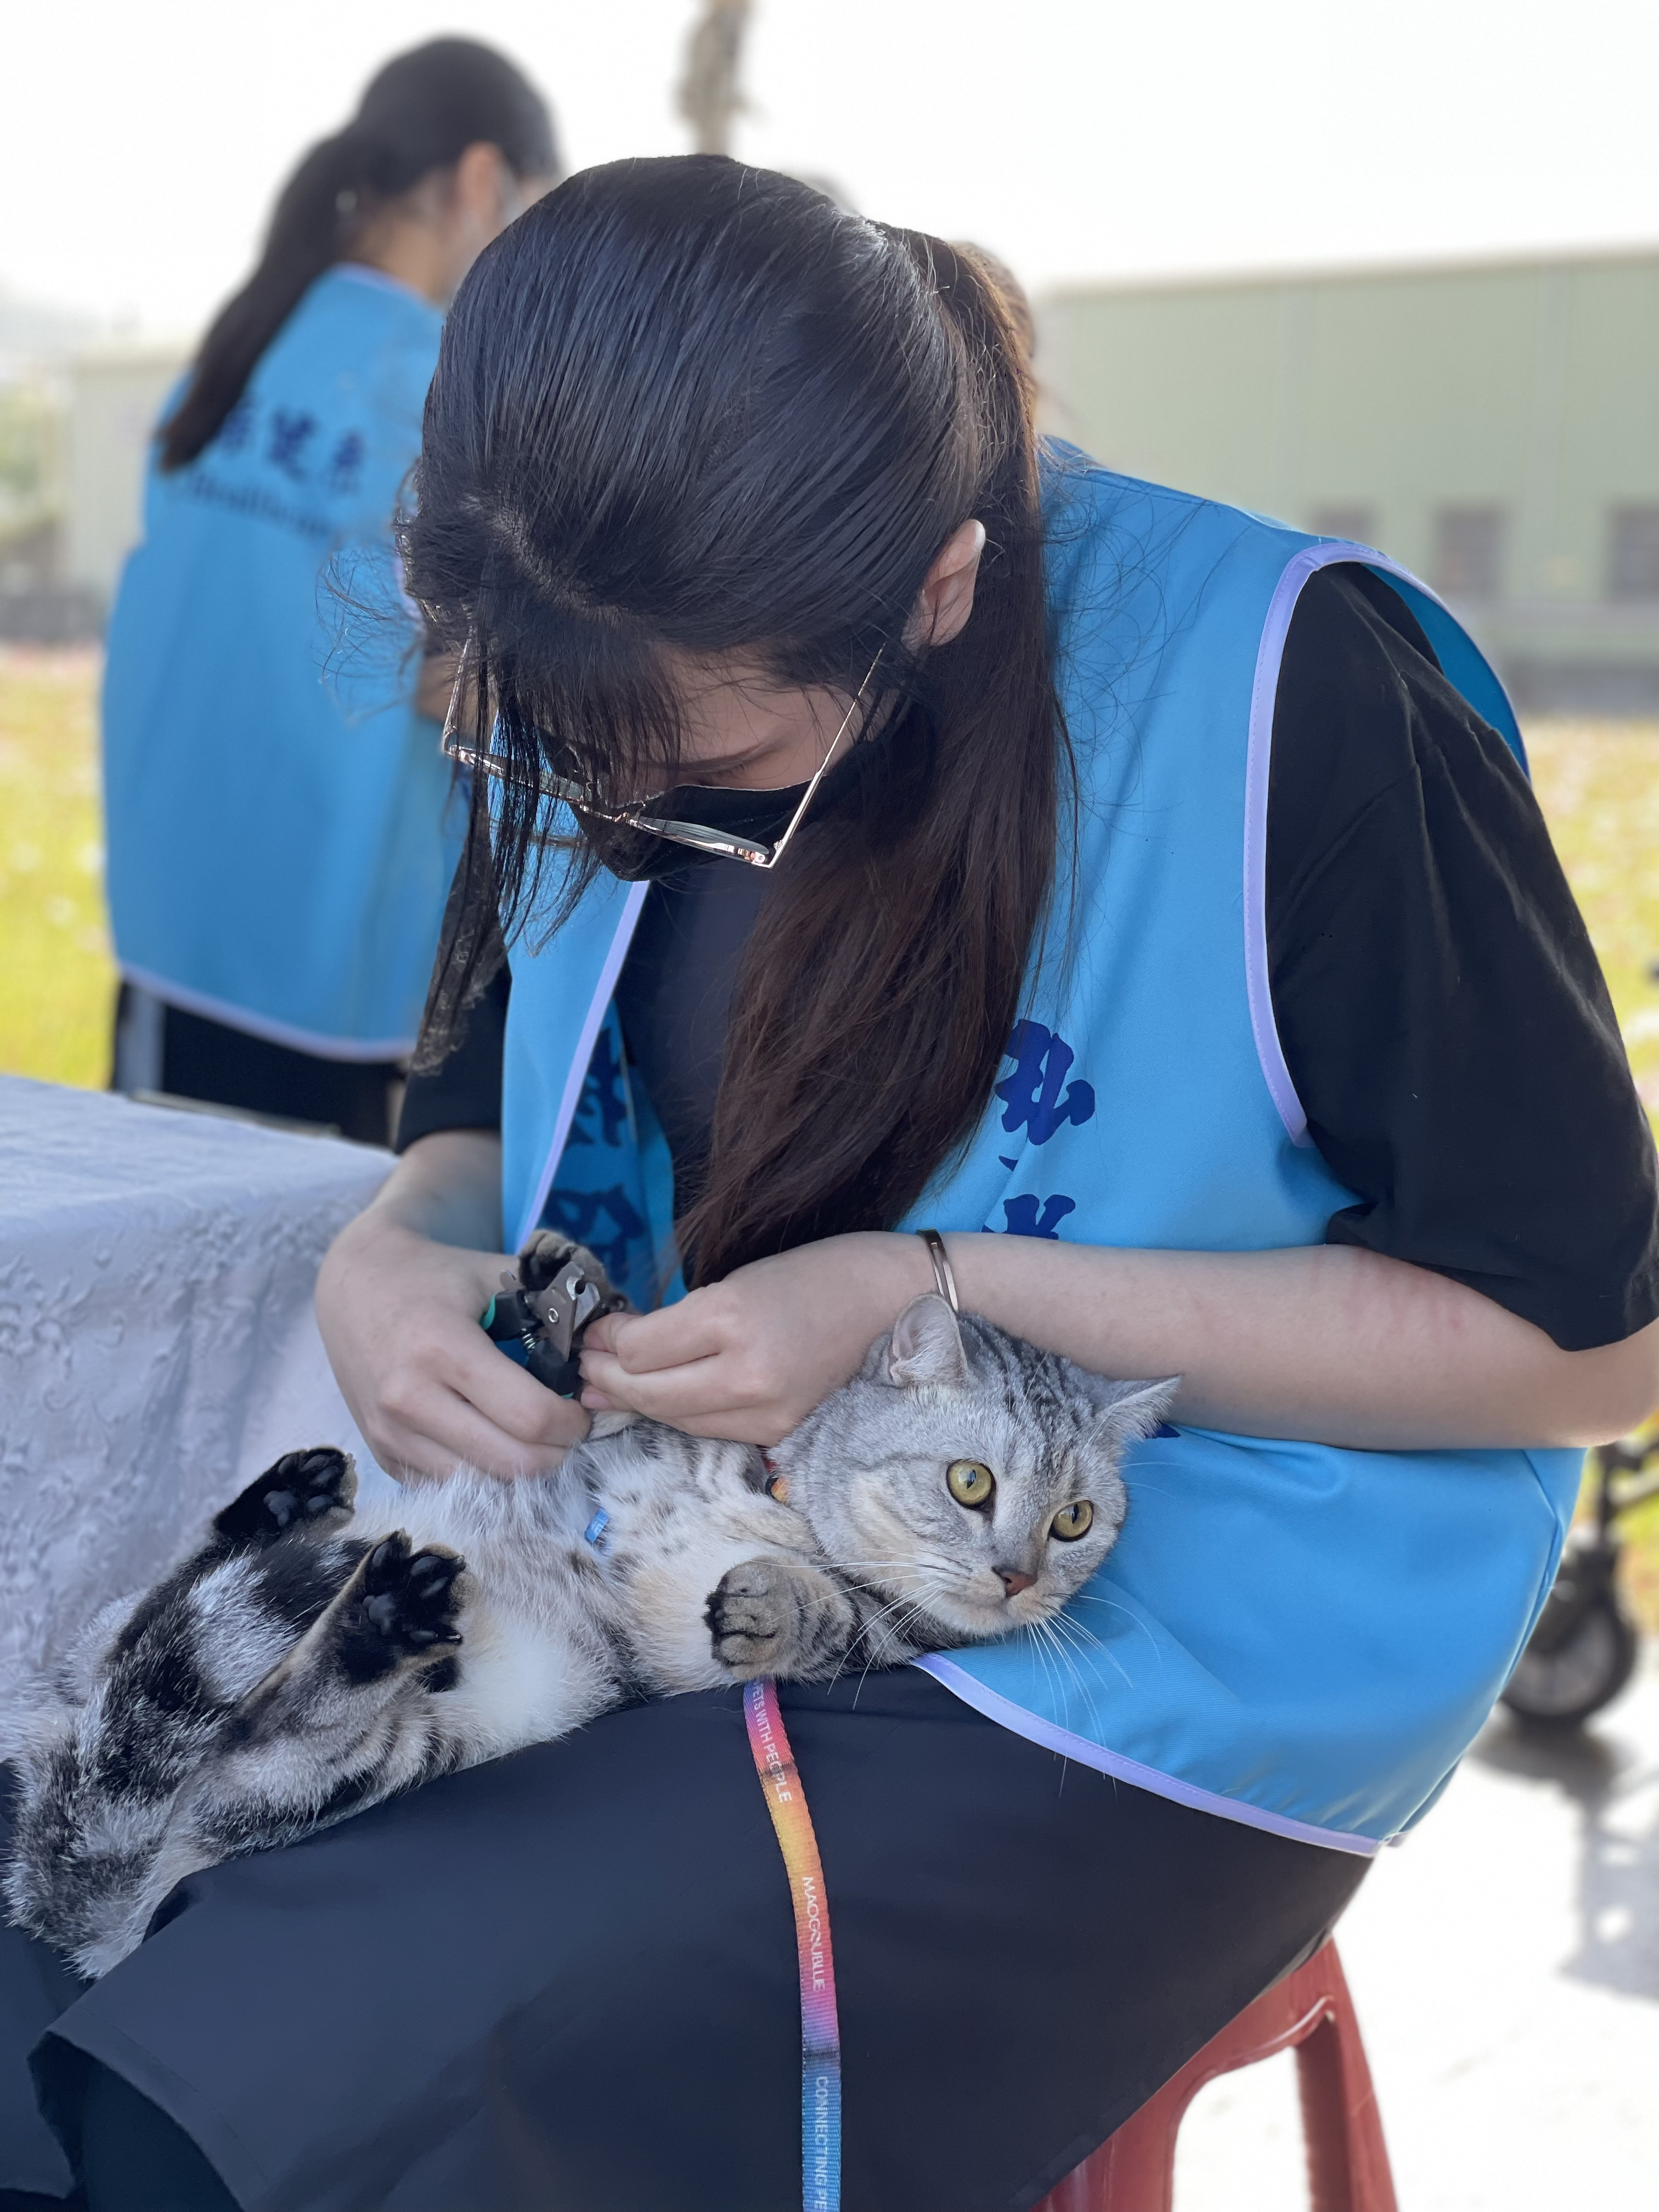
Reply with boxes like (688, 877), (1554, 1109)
(158, 40), (557, 472)
(407, 156), (1062, 1284)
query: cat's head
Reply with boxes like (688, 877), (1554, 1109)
(774, 1294), (1176, 1644)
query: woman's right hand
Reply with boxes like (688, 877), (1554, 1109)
(314, 1131), (590, 1481)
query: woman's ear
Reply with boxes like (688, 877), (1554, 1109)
(453, 140), (512, 232)
(905, 519), (987, 651)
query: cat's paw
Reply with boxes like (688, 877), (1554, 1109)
(213, 1447), (358, 1547)
(346, 1535), (466, 1673)
(517, 1231), (629, 1313)
(706, 1558), (853, 1680)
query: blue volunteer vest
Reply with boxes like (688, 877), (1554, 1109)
(500, 457), (1581, 1854)
(103, 264), (454, 1058)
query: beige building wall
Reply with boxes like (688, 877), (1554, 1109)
(64, 346), (188, 612)
(1036, 250), (1659, 710)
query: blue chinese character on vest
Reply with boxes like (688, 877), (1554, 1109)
(536, 1007), (659, 1307)
(267, 409), (317, 481)
(540, 1185), (648, 1285)
(217, 396), (257, 454)
(565, 1025), (630, 1149)
(328, 430), (366, 495)
(998, 1194), (1078, 1239)
(995, 1019), (1096, 1144)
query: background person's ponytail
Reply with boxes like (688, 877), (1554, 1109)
(158, 38), (557, 473)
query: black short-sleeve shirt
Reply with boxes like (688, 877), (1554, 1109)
(398, 567), (1659, 1352)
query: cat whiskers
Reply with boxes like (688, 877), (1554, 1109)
(1041, 1602), (1133, 1690)
(1024, 1612), (1070, 1718)
(834, 1574), (955, 1693)
(1028, 1613), (1109, 1731)
(1069, 1590), (1165, 1668)
(825, 1559), (960, 1638)
(810, 1564), (934, 1644)
(843, 1577), (949, 1654)
(827, 1554), (959, 1584)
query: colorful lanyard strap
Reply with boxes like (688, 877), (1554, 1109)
(743, 1679), (843, 2212)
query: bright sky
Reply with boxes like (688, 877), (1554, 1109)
(5, 0), (1659, 336)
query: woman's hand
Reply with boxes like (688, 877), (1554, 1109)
(315, 1131), (589, 1480)
(584, 1221), (1659, 1452)
(579, 1232), (933, 1444)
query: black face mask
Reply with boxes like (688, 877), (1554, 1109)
(578, 780), (808, 882)
(571, 700), (916, 881)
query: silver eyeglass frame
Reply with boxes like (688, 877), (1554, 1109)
(440, 645), (883, 870)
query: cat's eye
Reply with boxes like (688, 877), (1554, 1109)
(946, 1460), (996, 1509)
(1050, 1501), (1095, 1542)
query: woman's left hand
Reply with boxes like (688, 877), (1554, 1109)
(578, 1231), (930, 1443)
(585, 1224), (1659, 1452)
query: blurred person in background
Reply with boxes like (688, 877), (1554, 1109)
(102, 38), (559, 1144)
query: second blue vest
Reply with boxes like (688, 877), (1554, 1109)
(104, 265), (455, 1058)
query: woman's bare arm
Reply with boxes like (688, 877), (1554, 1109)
(320, 1135), (1659, 1470)
(578, 1229), (1659, 1451)
(945, 1234), (1659, 1451)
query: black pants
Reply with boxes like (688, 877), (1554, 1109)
(111, 984), (400, 1148)
(2, 1672), (1368, 2212)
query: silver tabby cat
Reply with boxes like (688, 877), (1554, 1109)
(3, 1236), (1175, 1978)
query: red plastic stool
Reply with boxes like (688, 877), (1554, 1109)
(1034, 1942), (1397, 2212)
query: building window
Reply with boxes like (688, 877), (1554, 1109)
(1432, 506), (1506, 600)
(1308, 505), (1378, 549)
(1607, 507), (1659, 601)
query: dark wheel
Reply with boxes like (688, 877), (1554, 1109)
(1500, 1593), (1639, 1725)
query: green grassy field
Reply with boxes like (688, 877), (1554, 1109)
(0, 648), (115, 1088)
(3, 651), (1657, 1626)
(1528, 723), (1659, 1116)
(1524, 727), (1659, 1633)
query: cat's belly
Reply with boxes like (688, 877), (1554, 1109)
(586, 1451), (822, 1695)
(352, 1476), (621, 1756)
(342, 1441), (820, 1729)
(439, 1597), (619, 1753)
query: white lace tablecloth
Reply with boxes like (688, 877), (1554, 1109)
(0, 1076), (397, 1694)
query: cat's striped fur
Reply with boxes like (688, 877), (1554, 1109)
(3, 1246), (1173, 1977)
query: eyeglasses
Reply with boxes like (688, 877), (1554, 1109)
(441, 648), (883, 870)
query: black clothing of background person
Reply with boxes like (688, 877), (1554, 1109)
(110, 986), (403, 1148)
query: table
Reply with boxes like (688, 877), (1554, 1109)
(0, 1076), (398, 1699)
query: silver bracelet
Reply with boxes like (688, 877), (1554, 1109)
(916, 1227), (960, 1313)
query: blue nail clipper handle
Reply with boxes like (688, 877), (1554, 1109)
(479, 1254), (607, 1398)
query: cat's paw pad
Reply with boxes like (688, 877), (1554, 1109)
(706, 1560), (806, 1677)
(517, 1231), (628, 1313)
(215, 1447), (357, 1545)
(357, 1535), (466, 1657)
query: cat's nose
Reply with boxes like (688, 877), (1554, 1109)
(997, 1568), (1036, 1598)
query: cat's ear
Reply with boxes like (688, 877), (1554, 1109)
(1088, 1375), (1181, 1444)
(887, 1294), (972, 1391)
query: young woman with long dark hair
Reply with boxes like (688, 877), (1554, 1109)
(100, 39), (558, 1143)
(6, 156), (1657, 2209)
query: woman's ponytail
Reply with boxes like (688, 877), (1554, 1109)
(159, 131), (375, 471)
(157, 38), (556, 473)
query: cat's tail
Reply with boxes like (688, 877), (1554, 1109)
(0, 1661), (75, 1771)
(1, 1693), (204, 1977)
